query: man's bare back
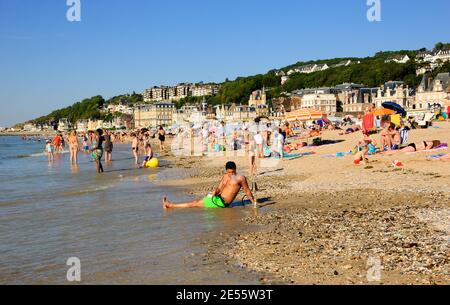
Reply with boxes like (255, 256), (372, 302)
(216, 173), (250, 204)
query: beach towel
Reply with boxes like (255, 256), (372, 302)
(282, 151), (315, 160)
(362, 114), (374, 131)
(427, 154), (448, 160)
(391, 114), (401, 126)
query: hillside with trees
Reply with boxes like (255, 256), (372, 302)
(26, 42), (449, 124)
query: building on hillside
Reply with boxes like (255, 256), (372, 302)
(385, 54), (410, 64)
(413, 73), (450, 111)
(281, 75), (289, 85)
(374, 81), (414, 110)
(134, 101), (176, 128)
(417, 49), (450, 64)
(331, 60), (353, 68)
(190, 85), (220, 97)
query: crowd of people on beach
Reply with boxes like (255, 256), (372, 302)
(32, 126), (168, 173)
(20, 106), (449, 211)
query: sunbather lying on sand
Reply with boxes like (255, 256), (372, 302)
(162, 161), (257, 209)
(340, 125), (360, 135)
(385, 140), (441, 156)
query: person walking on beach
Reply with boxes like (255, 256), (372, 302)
(68, 130), (79, 165)
(158, 126), (166, 152)
(163, 161), (257, 209)
(104, 131), (113, 162)
(131, 133), (139, 165)
(90, 129), (105, 173)
(53, 134), (62, 153)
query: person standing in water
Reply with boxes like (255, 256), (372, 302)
(158, 126), (166, 152)
(45, 140), (54, 161)
(131, 133), (139, 165)
(163, 161), (257, 209)
(104, 131), (113, 163)
(90, 129), (105, 173)
(68, 130), (79, 165)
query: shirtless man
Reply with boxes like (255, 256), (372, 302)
(162, 161), (257, 209)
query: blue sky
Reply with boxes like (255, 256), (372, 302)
(0, 0), (449, 126)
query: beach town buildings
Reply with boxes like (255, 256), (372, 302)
(143, 83), (219, 102)
(374, 81), (414, 110)
(190, 84), (220, 97)
(286, 63), (330, 76)
(134, 101), (176, 128)
(248, 88), (270, 117)
(214, 104), (258, 123)
(413, 73), (450, 111)
(416, 48), (450, 75)
(272, 95), (302, 114)
(105, 103), (133, 115)
(300, 93), (337, 115)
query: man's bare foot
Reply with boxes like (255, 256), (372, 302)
(162, 197), (172, 209)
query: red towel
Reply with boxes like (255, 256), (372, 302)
(363, 114), (374, 131)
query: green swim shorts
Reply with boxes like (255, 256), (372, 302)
(203, 195), (227, 209)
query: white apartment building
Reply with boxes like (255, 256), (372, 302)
(300, 94), (337, 115)
(190, 85), (219, 97)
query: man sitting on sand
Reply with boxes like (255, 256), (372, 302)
(163, 161), (257, 209)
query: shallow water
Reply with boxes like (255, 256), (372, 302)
(0, 136), (257, 284)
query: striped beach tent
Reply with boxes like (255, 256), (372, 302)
(285, 108), (326, 122)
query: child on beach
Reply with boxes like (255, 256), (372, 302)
(82, 134), (89, 152)
(45, 140), (54, 161)
(141, 134), (154, 168)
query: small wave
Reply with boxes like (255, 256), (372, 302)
(16, 150), (69, 159)
(61, 184), (114, 197)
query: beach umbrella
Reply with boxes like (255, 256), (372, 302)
(382, 102), (407, 117)
(370, 108), (396, 116)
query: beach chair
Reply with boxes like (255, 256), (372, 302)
(417, 113), (434, 128)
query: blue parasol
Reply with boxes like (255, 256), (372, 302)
(382, 102), (407, 117)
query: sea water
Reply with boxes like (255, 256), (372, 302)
(0, 136), (257, 284)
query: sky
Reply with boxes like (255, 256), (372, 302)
(0, 0), (449, 127)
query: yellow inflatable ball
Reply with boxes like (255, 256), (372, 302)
(145, 158), (159, 168)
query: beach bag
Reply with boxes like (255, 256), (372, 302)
(312, 137), (322, 146)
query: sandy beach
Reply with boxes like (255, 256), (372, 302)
(158, 122), (450, 285)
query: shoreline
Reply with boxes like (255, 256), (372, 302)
(158, 122), (450, 285)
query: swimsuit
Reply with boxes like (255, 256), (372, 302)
(158, 134), (165, 142)
(91, 139), (103, 160)
(408, 143), (417, 151)
(203, 195), (228, 209)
